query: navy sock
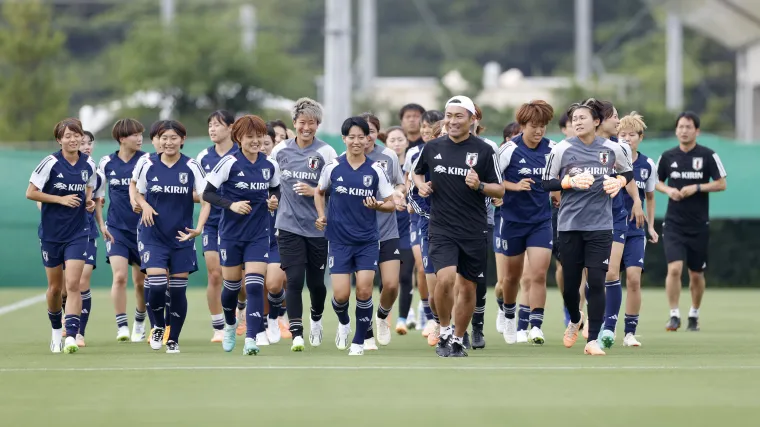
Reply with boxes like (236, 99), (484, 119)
(432, 311), (440, 324)
(421, 298), (433, 320)
(267, 290), (285, 320)
(279, 304), (287, 317)
(244, 273), (265, 339)
(143, 281), (156, 328)
(147, 275), (168, 328)
(496, 297), (504, 311)
(603, 280), (622, 331)
(354, 297), (373, 345)
(64, 314), (80, 338)
(332, 297), (350, 325)
(79, 290), (91, 336)
(517, 304), (530, 331)
(503, 303), (516, 319)
(211, 313), (224, 330)
(134, 308), (147, 323)
(472, 305), (485, 328)
(164, 287), (171, 324)
(624, 313), (640, 335)
(167, 278), (188, 342)
(237, 300), (246, 311)
(48, 309), (63, 329)
(221, 279), (242, 326)
(115, 312), (128, 329)
(61, 294), (67, 314)
(529, 307), (544, 329)
(377, 304), (391, 320)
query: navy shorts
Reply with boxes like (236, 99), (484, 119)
(613, 227), (628, 244)
(328, 241), (379, 274)
(40, 237), (88, 268)
(85, 238), (97, 269)
(621, 234), (646, 270)
(106, 227), (141, 266)
(409, 213), (420, 247)
(219, 235), (270, 266)
(501, 219), (553, 257)
(268, 231), (281, 264)
(140, 244), (198, 275)
(202, 225), (220, 253)
(493, 218), (506, 255)
(419, 236), (435, 274)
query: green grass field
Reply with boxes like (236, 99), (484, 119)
(0, 288), (758, 426)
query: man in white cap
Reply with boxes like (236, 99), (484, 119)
(412, 95), (504, 357)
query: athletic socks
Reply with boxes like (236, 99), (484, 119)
(221, 279), (242, 326)
(440, 325), (453, 340)
(310, 306), (324, 323)
(354, 297), (373, 345)
(377, 304), (391, 320)
(267, 290), (285, 320)
(529, 308), (544, 329)
(421, 298), (433, 321)
(48, 309), (63, 330)
(332, 297), (350, 325)
(147, 275), (168, 328)
(689, 307), (699, 318)
(79, 290), (92, 336)
(670, 308), (681, 318)
(279, 305), (287, 318)
(134, 308), (147, 324)
(64, 314), (80, 338)
(503, 303), (517, 319)
(517, 304), (530, 331)
(167, 277), (188, 342)
(143, 281), (156, 328)
(244, 273), (265, 339)
(624, 314), (639, 335)
(496, 297), (504, 311)
(237, 300), (246, 312)
(211, 313), (224, 331)
(603, 280), (622, 331)
(115, 313), (128, 329)
(61, 294), (67, 314)
(164, 287), (171, 325)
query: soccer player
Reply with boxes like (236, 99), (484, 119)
(196, 110), (238, 343)
(315, 116), (395, 355)
(543, 98), (633, 356)
(98, 119), (150, 342)
(656, 111), (727, 331)
(270, 98), (338, 351)
(617, 112), (658, 346)
(267, 119), (289, 145)
(133, 120), (210, 353)
(498, 101), (555, 345)
(413, 95), (504, 357)
(553, 113), (574, 325)
(400, 103), (426, 148)
(27, 118), (97, 353)
(203, 115), (281, 355)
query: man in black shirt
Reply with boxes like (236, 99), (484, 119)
(655, 112), (727, 332)
(399, 103), (426, 148)
(413, 95), (504, 357)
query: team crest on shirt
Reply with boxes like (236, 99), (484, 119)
(641, 169), (649, 180)
(307, 156), (320, 171)
(179, 173), (188, 184)
(81, 170), (89, 182)
(220, 249), (227, 262)
(465, 152), (479, 167)
(599, 150), (610, 165)
(262, 168), (271, 180)
(374, 160), (388, 172)
(692, 157), (703, 171)
(363, 175), (373, 187)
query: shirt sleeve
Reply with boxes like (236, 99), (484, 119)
(94, 170), (107, 199)
(135, 162), (150, 195)
(481, 146), (502, 184)
(205, 155), (235, 189)
(195, 148), (208, 164)
(497, 142), (516, 179)
(373, 163), (395, 199)
(656, 153), (668, 182)
(403, 147), (417, 173)
(30, 155), (57, 190)
(707, 152), (727, 180)
(543, 143), (565, 182)
(645, 158), (657, 192)
(318, 160), (337, 191)
(188, 159), (206, 194)
(86, 157), (98, 189)
(268, 156), (281, 187)
(413, 146), (428, 176)
(388, 151), (404, 186)
(612, 143), (633, 174)
(132, 154), (150, 182)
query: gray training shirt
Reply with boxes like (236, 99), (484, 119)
(366, 143), (404, 242)
(543, 136), (632, 232)
(271, 138), (338, 238)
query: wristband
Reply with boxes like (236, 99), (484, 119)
(477, 182), (485, 192)
(697, 183), (701, 193)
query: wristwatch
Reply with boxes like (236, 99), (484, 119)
(477, 182), (485, 192)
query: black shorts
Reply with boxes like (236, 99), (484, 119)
(662, 223), (709, 272)
(551, 208), (561, 262)
(428, 233), (487, 285)
(379, 238), (401, 264)
(486, 224), (493, 250)
(277, 230), (328, 271)
(558, 230), (612, 271)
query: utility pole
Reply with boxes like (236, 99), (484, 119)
(574, 0), (592, 83)
(240, 4), (256, 53)
(160, 0), (174, 27)
(665, 12), (684, 112)
(323, 0), (352, 134)
(358, 0), (377, 94)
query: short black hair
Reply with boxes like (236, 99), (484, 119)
(207, 110), (234, 126)
(398, 103), (425, 120)
(266, 123), (276, 141)
(341, 116), (370, 136)
(266, 119), (288, 132)
(421, 110), (443, 125)
(558, 112), (570, 129)
(675, 111), (700, 129)
(83, 131), (95, 142)
(149, 120), (167, 140)
(502, 122), (520, 142)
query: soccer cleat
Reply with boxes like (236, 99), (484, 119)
(131, 321), (146, 342)
(427, 323), (440, 346)
(335, 323), (351, 350)
(348, 343), (364, 356)
(163, 326), (171, 345)
(435, 335), (451, 357)
(449, 341), (468, 357)
(63, 336), (78, 354)
(496, 307), (505, 333)
(528, 326), (545, 345)
(116, 326), (130, 342)
(309, 319), (323, 347)
(243, 338), (260, 355)
(503, 318), (517, 344)
(364, 337), (379, 351)
(222, 323), (237, 352)
(278, 317), (292, 339)
(563, 312), (584, 348)
(291, 336), (305, 352)
(622, 333), (641, 347)
(50, 329), (63, 353)
(686, 317), (700, 331)
(406, 309), (416, 330)
(422, 319), (436, 338)
(376, 316), (392, 346)
(665, 316), (681, 331)
(516, 330), (529, 343)
(236, 310), (246, 336)
(599, 329), (615, 349)
(266, 318), (281, 344)
(149, 328), (155, 345)
(150, 327), (164, 350)
(75, 334), (86, 348)
(471, 326), (485, 350)
(211, 329), (224, 343)
(256, 331), (270, 346)
(584, 340), (606, 355)
(462, 330), (471, 349)
(395, 319), (408, 335)
(165, 340), (180, 354)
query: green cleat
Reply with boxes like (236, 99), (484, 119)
(243, 338), (260, 356)
(63, 336), (78, 354)
(222, 322), (237, 352)
(598, 329), (615, 349)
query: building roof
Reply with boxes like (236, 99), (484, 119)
(653, 0), (760, 49)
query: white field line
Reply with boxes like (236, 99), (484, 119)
(0, 293), (46, 316)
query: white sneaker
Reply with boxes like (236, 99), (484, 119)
(63, 336), (78, 354)
(335, 323), (351, 350)
(291, 336), (305, 352)
(623, 333), (641, 347)
(266, 318), (281, 344)
(166, 340), (180, 354)
(364, 336), (378, 351)
(116, 325), (130, 342)
(211, 329), (224, 343)
(348, 343), (364, 356)
(309, 320), (323, 347)
(503, 318), (517, 344)
(50, 329), (63, 353)
(516, 330), (529, 343)
(256, 331), (270, 346)
(376, 316), (391, 346)
(131, 321), (146, 342)
(528, 326), (545, 345)
(150, 327), (164, 350)
(496, 308), (505, 333)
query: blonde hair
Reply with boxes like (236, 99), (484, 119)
(618, 111), (647, 135)
(291, 97), (323, 123)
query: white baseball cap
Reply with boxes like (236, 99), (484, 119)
(445, 95), (476, 115)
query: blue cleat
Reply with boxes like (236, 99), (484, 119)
(599, 329), (615, 349)
(222, 322), (237, 352)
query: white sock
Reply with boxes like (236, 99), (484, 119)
(440, 325), (453, 339)
(670, 308), (681, 318)
(689, 307), (699, 318)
